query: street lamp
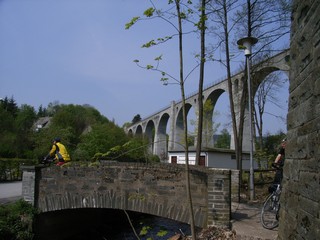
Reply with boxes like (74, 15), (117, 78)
(237, 36), (258, 201)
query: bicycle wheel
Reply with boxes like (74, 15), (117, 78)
(261, 193), (280, 229)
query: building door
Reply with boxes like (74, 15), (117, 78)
(171, 156), (177, 164)
(199, 156), (206, 166)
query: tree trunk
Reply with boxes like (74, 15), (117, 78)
(174, 1), (196, 239)
(196, 0), (207, 166)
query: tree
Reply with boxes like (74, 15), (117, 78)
(14, 104), (37, 158)
(131, 114), (142, 124)
(235, 0), (291, 148)
(0, 101), (16, 157)
(190, 99), (220, 148)
(0, 98), (36, 158)
(207, 0), (245, 175)
(205, 0), (291, 200)
(37, 105), (48, 117)
(33, 103), (115, 160)
(126, 1), (197, 238)
(254, 72), (288, 151)
(101, 137), (153, 163)
(237, 1), (291, 197)
(75, 122), (128, 161)
(236, 0), (291, 55)
(203, 99), (220, 147)
(46, 101), (60, 116)
(0, 200), (37, 240)
(195, 0), (210, 166)
(0, 96), (18, 117)
(215, 128), (231, 149)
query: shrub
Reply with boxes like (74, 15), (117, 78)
(0, 199), (38, 240)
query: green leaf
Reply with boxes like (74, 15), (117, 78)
(154, 55), (163, 61)
(143, 7), (155, 17)
(125, 16), (140, 29)
(156, 229), (168, 237)
(139, 226), (152, 236)
(142, 40), (156, 48)
(146, 65), (154, 69)
(180, 12), (187, 19)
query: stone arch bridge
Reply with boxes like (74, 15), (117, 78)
(21, 163), (237, 229)
(126, 50), (290, 157)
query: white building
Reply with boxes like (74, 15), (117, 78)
(167, 148), (257, 170)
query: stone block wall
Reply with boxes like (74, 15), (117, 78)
(279, 0), (320, 239)
(21, 166), (37, 204)
(230, 170), (240, 202)
(27, 162), (231, 228)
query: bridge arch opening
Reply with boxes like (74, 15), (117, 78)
(155, 112), (170, 160)
(34, 208), (191, 240)
(205, 88), (230, 148)
(186, 104), (197, 147)
(252, 69), (289, 135)
(128, 129), (133, 137)
(174, 103), (193, 150)
(135, 125), (143, 136)
(145, 120), (156, 153)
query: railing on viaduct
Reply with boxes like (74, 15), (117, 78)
(21, 163), (239, 228)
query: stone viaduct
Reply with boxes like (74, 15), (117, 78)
(126, 50), (290, 157)
(21, 163), (239, 229)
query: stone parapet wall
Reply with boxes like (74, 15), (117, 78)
(29, 162), (232, 228)
(279, 0), (320, 239)
(230, 170), (240, 202)
(21, 166), (38, 205)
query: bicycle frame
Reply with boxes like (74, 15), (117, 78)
(261, 184), (281, 229)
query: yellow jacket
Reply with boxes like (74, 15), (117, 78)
(49, 142), (71, 162)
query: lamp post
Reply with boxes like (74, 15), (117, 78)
(237, 36), (258, 201)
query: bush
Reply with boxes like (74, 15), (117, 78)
(0, 199), (38, 240)
(0, 159), (37, 182)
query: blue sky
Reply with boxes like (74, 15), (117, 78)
(0, 0), (288, 134)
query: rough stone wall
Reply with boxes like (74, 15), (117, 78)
(21, 166), (37, 204)
(34, 162), (231, 228)
(278, 0), (320, 239)
(231, 170), (240, 202)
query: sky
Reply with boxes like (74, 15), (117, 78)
(0, 0), (288, 134)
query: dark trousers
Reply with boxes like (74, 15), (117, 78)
(273, 169), (283, 184)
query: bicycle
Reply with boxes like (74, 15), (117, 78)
(39, 156), (55, 166)
(260, 163), (282, 229)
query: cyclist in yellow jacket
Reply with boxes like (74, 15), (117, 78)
(45, 137), (71, 166)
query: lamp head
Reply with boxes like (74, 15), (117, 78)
(237, 37), (258, 56)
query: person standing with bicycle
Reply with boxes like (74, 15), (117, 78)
(261, 138), (286, 229)
(273, 138), (286, 184)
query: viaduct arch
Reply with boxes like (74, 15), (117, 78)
(126, 50), (290, 157)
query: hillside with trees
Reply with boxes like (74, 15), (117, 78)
(0, 96), (157, 164)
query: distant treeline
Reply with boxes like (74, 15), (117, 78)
(0, 97), (158, 166)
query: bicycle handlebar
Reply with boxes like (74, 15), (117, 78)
(271, 163), (283, 170)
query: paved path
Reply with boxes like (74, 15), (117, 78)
(0, 181), (22, 204)
(231, 201), (278, 240)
